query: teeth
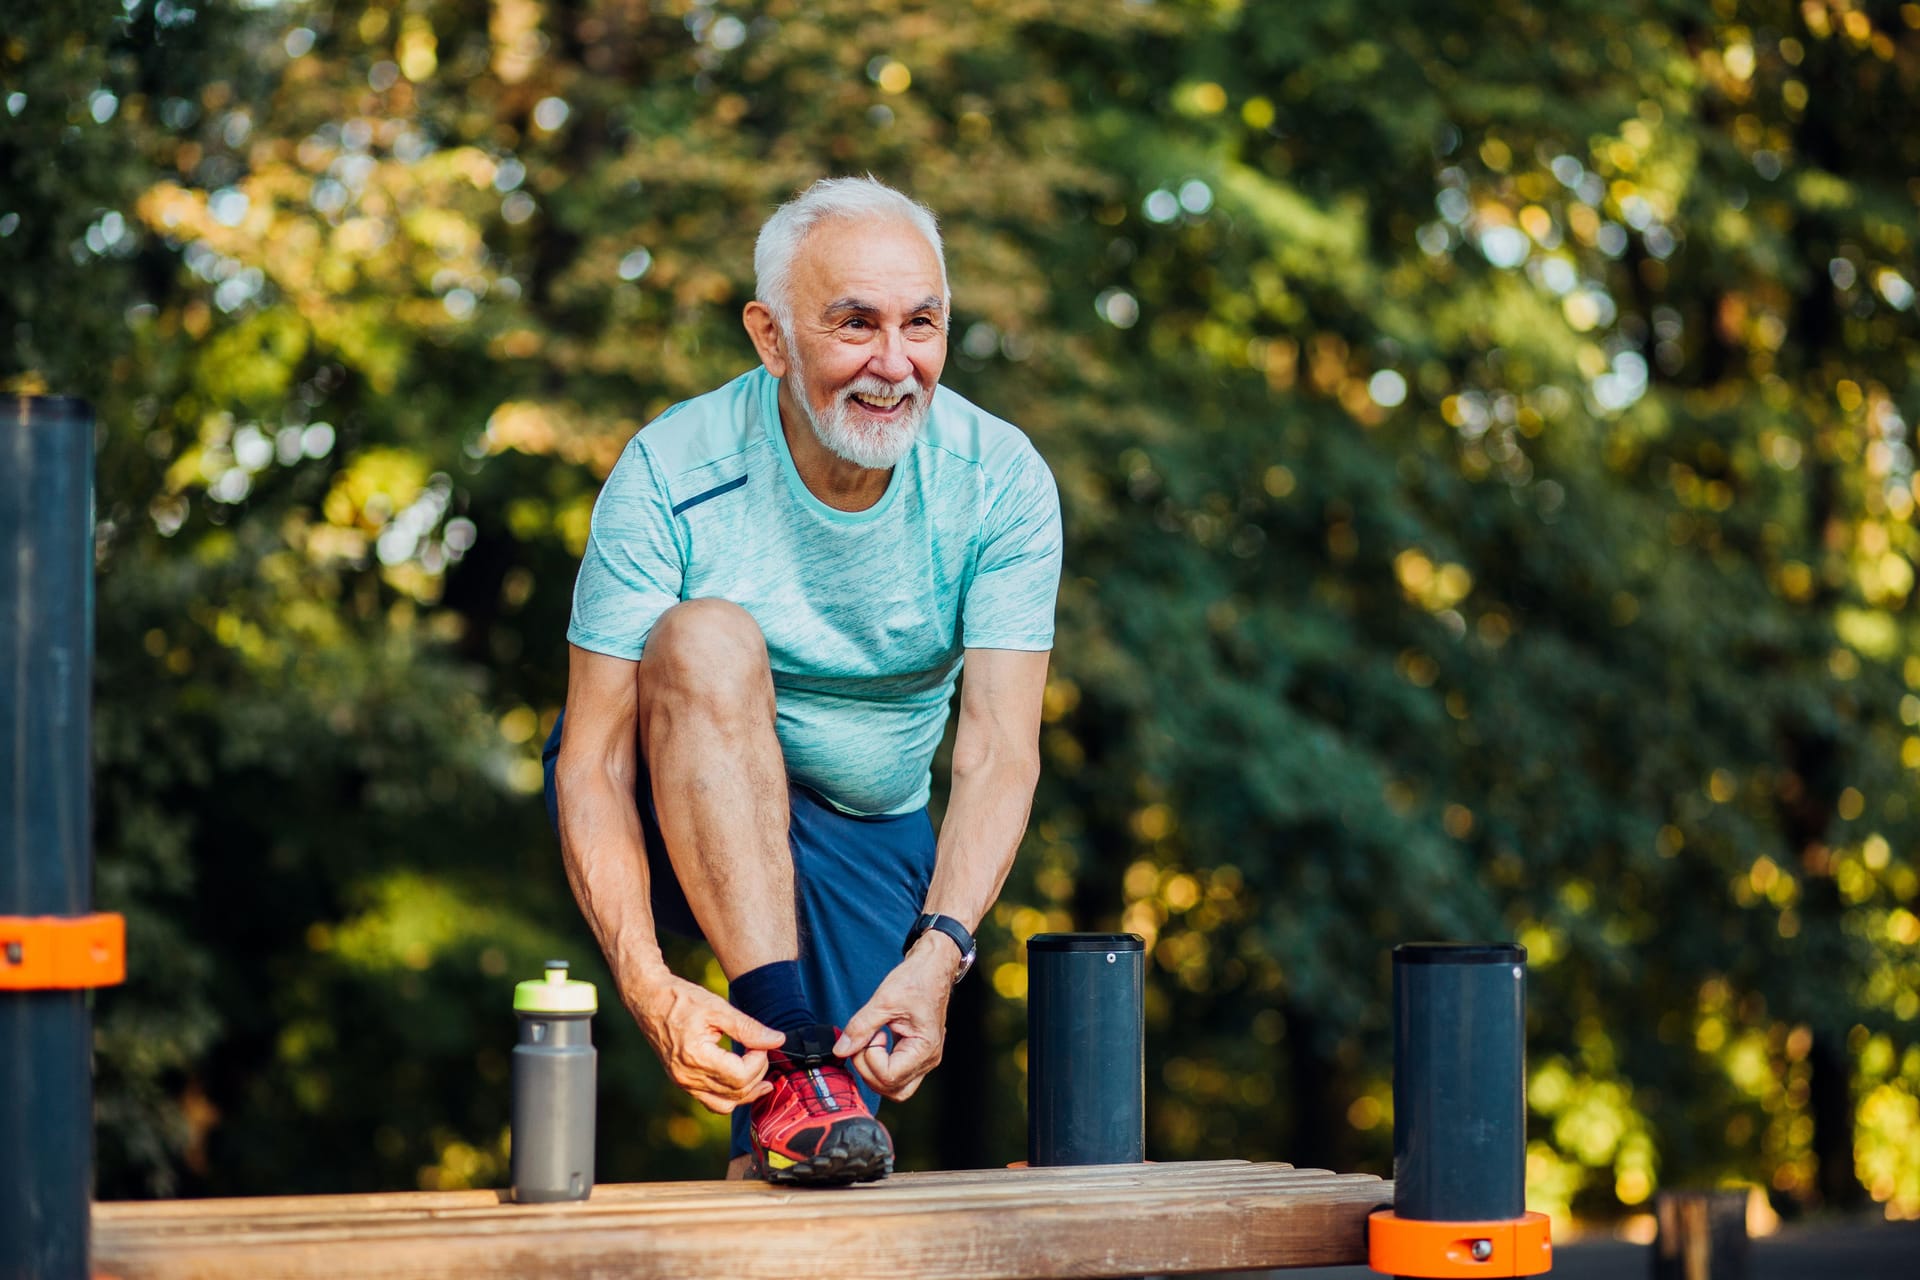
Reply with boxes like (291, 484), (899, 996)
(853, 392), (903, 408)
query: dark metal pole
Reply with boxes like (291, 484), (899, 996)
(1026, 932), (1144, 1166)
(2, 396), (99, 1280)
(1369, 942), (1549, 1278)
(1392, 942), (1527, 1221)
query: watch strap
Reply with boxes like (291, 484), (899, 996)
(905, 912), (977, 982)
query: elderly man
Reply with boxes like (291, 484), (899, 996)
(543, 177), (1062, 1185)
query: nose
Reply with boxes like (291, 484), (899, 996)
(867, 328), (915, 384)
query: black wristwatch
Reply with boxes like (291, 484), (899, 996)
(904, 913), (977, 985)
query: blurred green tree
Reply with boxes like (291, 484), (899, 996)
(5, 0), (1917, 1222)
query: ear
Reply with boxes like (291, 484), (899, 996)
(742, 301), (789, 378)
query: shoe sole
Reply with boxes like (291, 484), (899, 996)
(755, 1118), (894, 1188)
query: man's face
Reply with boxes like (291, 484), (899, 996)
(780, 216), (948, 470)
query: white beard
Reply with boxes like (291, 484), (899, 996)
(789, 354), (929, 471)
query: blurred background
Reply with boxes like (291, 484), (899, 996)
(5, 0), (1919, 1235)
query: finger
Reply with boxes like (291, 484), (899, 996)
(834, 1005), (892, 1058)
(717, 1005), (786, 1051)
(848, 1040), (890, 1093)
(870, 1036), (936, 1100)
(873, 1063), (924, 1102)
(690, 1044), (767, 1092)
(691, 1075), (768, 1110)
(863, 1044), (921, 1102)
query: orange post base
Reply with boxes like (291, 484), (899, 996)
(1368, 1209), (1552, 1277)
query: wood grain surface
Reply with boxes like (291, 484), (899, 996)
(94, 1160), (1391, 1279)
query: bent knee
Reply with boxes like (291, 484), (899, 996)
(641, 599), (771, 706)
(648, 599), (767, 661)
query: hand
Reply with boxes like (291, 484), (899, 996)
(833, 939), (958, 1101)
(629, 971), (786, 1114)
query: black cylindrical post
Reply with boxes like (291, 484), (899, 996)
(1026, 932), (1144, 1166)
(1, 396), (98, 1280)
(1392, 942), (1527, 1220)
(1370, 943), (1547, 1277)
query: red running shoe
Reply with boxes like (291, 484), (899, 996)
(748, 1025), (894, 1186)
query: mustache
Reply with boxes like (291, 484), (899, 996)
(840, 375), (920, 402)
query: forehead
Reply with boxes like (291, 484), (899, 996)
(790, 215), (944, 311)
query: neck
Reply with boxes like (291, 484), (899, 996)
(776, 380), (894, 512)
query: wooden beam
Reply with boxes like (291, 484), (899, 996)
(95, 1161), (1390, 1280)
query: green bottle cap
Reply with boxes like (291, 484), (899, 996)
(514, 959), (598, 1014)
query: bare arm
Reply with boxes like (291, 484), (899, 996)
(555, 643), (782, 1112)
(835, 647), (1049, 1098)
(921, 646), (1050, 934)
(553, 644), (663, 982)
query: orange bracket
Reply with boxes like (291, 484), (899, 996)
(1368, 1209), (1551, 1278)
(0, 913), (126, 990)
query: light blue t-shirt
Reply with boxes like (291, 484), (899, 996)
(568, 366), (1062, 816)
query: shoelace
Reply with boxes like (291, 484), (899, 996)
(774, 1052), (861, 1117)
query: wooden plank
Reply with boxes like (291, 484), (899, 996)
(95, 1160), (1264, 1222)
(100, 1173), (1381, 1245)
(93, 1166), (1351, 1235)
(98, 1203), (1381, 1279)
(94, 1163), (1390, 1280)
(96, 1175), (1377, 1252)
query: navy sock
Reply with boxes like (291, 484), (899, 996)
(728, 959), (817, 1037)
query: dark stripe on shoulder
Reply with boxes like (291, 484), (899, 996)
(670, 473), (749, 516)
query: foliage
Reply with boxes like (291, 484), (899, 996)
(5, 0), (1919, 1222)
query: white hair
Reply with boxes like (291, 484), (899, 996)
(753, 176), (948, 333)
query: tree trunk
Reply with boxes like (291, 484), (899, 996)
(1809, 1031), (1863, 1211)
(933, 972), (992, 1169)
(1652, 1190), (1749, 1280)
(1285, 1007), (1338, 1171)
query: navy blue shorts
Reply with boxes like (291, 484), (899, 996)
(542, 714), (937, 1157)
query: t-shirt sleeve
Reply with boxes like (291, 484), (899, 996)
(961, 441), (1063, 650)
(566, 438), (685, 660)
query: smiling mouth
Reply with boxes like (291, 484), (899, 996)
(850, 391), (910, 413)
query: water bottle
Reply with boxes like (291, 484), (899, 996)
(511, 959), (597, 1202)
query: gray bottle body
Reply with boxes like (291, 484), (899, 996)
(1027, 932), (1146, 1166)
(510, 1009), (596, 1202)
